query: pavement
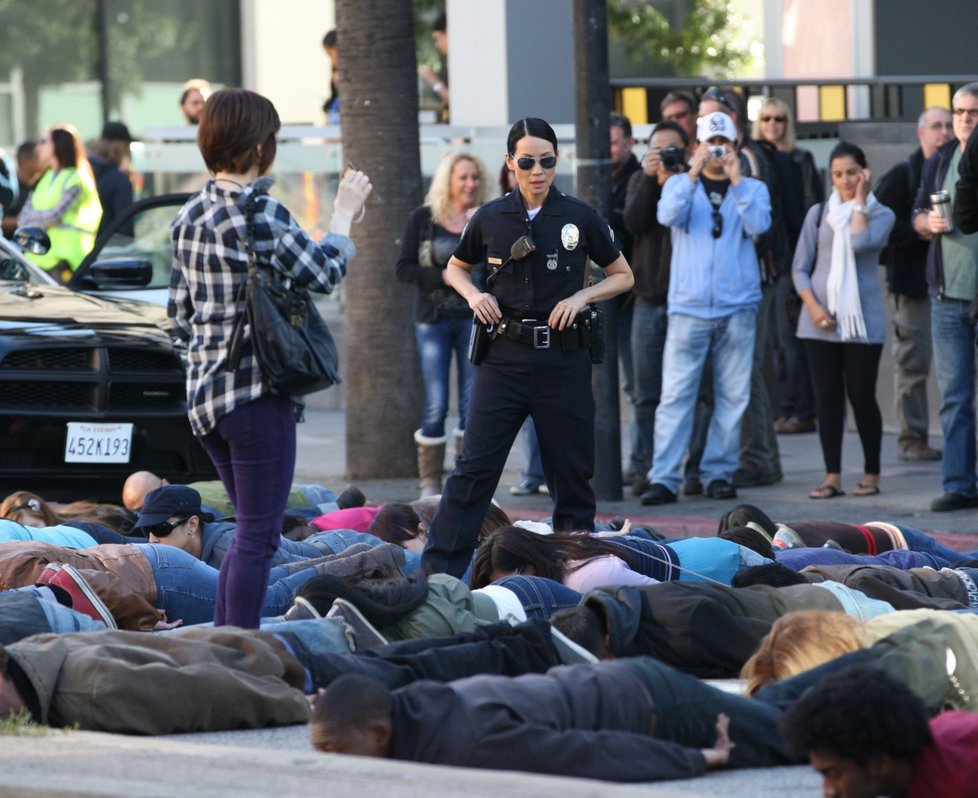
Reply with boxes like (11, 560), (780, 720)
(2, 411), (975, 796)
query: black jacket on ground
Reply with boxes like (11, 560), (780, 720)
(583, 582), (842, 678)
(388, 660), (707, 781)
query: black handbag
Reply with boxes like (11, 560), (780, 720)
(227, 213), (341, 397)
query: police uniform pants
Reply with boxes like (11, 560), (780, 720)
(423, 336), (596, 578)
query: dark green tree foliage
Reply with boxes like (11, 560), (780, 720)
(606, 0), (753, 77)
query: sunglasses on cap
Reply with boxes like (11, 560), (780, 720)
(702, 87), (735, 112)
(143, 516), (192, 538)
(514, 155), (557, 171)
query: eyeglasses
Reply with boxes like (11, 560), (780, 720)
(514, 155), (558, 171)
(927, 121), (953, 130)
(143, 516), (191, 538)
(711, 210), (723, 239)
(952, 108), (978, 119)
(760, 115), (787, 123)
(665, 109), (691, 121)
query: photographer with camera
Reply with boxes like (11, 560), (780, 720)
(623, 120), (690, 497)
(640, 111), (770, 506)
(421, 117), (633, 578)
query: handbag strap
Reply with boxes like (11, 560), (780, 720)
(226, 197), (263, 372)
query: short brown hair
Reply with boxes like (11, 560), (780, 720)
(196, 88), (280, 176)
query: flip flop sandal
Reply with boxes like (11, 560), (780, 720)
(854, 482), (880, 496)
(809, 484), (845, 499)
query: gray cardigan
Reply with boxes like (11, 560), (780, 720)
(791, 198), (895, 344)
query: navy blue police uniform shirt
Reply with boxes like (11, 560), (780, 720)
(454, 186), (621, 319)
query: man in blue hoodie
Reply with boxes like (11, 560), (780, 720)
(641, 111), (771, 505)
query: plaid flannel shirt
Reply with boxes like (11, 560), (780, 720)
(169, 177), (355, 437)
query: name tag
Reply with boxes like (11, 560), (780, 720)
(488, 257), (503, 265)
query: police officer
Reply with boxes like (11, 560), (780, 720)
(422, 117), (634, 577)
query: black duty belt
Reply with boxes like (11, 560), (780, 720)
(496, 318), (582, 350)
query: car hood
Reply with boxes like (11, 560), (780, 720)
(0, 282), (171, 343)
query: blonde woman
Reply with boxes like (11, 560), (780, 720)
(752, 96), (823, 211)
(396, 151), (492, 496)
(740, 608), (978, 695)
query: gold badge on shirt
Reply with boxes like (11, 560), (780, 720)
(561, 224), (579, 251)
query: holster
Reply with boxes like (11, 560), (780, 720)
(468, 320), (493, 365)
(582, 304), (605, 363)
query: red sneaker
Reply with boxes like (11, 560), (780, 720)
(37, 564), (118, 629)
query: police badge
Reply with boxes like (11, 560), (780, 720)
(546, 250), (559, 271)
(561, 223), (579, 250)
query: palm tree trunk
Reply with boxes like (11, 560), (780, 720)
(336, 0), (423, 479)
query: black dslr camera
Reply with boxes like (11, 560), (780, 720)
(659, 146), (685, 172)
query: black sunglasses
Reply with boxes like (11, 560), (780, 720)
(514, 155), (557, 171)
(143, 516), (191, 538)
(712, 210), (723, 239)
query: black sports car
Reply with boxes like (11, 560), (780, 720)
(0, 196), (215, 501)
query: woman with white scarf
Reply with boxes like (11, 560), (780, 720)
(792, 141), (895, 500)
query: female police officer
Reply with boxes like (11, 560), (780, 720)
(422, 117), (634, 577)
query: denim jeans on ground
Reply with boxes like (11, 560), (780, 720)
(200, 393), (297, 628)
(301, 530), (422, 575)
(518, 417), (545, 485)
(267, 616), (353, 692)
(619, 656), (794, 767)
(650, 309), (757, 492)
(630, 299), (667, 479)
(491, 576), (581, 620)
(896, 524), (978, 563)
(931, 298), (978, 495)
(26, 586), (108, 633)
(416, 318), (475, 438)
(295, 484), (338, 513)
(142, 543), (329, 626)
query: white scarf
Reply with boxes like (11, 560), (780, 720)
(825, 189), (876, 341)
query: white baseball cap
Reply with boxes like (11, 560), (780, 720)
(697, 111), (738, 143)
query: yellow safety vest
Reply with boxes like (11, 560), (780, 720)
(26, 167), (103, 278)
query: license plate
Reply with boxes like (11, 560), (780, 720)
(64, 422), (134, 463)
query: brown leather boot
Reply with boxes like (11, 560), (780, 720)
(414, 429), (446, 498)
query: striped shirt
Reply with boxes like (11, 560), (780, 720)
(168, 177), (355, 436)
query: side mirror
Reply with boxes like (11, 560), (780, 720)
(75, 258), (153, 288)
(12, 226), (51, 255)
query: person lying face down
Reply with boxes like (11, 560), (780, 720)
(311, 659), (797, 782)
(780, 664), (978, 798)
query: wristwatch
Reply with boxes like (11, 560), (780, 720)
(852, 203), (868, 214)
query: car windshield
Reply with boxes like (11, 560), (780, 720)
(87, 201), (181, 289)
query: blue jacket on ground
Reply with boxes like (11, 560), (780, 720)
(657, 173), (771, 319)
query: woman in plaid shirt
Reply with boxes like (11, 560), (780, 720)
(169, 88), (371, 628)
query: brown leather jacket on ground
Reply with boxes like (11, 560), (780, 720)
(0, 542), (161, 630)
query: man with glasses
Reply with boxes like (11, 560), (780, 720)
(641, 112), (771, 505)
(875, 107), (952, 464)
(912, 82), (978, 512)
(660, 90), (698, 144)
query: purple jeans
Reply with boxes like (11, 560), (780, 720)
(199, 393), (297, 627)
